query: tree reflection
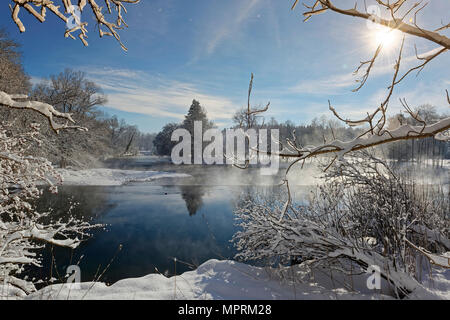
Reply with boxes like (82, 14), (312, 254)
(34, 185), (112, 222)
(180, 185), (205, 216)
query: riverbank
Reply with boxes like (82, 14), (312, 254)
(58, 168), (191, 186)
(25, 259), (450, 300)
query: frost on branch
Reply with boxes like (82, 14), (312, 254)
(294, 1), (450, 50)
(233, 153), (449, 298)
(275, 115), (450, 164)
(9, 0), (140, 50)
(0, 91), (87, 134)
(0, 122), (97, 297)
(0, 89), (98, 297)
(259, 1), (448, 169)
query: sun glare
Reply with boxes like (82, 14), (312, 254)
(372, 27), (400, 50)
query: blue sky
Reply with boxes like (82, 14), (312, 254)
(1, 0), (449, 133)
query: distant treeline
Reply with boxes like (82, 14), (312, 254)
(153, 103), (449, 166)
(152, 102), (364, 161)
(379, 105), (449, 166)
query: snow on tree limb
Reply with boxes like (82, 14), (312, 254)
(245, 1), (450, 169)
(294, 1), (450, 49)
(268, 116), (450, 160)
(8, 0), (140, 50)
(405, 239), (450, 269)
(234, 154), (449, 297)
(0, 275), (36, 295)
(0, 91), (87, 133)
(0, 97), (96, 295)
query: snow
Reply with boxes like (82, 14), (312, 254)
(0, 91), (86, 133)
(23, 259), (449, 300)
(57, 168), (191, 186)
(279, 116), (450, 160)
(24, 259), (382, 300)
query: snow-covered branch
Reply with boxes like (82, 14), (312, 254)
(295, 0), (450, 49)
(0, 91), (87, 134)
(234, 154), (449, 298)
(0, 105), (96, 297)
(270, 116), (450, 161)
(9, 0), (139, 50)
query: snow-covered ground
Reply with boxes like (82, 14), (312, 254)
(23, 259), (449, 300)
(57, 168), (190, 186)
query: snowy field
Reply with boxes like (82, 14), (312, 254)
(58, 168), (191, 186)
(23, 259), (449, 300)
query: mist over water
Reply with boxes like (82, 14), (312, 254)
(31, 156), (448, 286)
(393, 161), (450, 187)
(31, 156), (317, 285)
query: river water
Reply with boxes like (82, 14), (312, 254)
(32, 157), (314, 285)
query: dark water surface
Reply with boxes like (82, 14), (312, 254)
(32, 157), (312, 285)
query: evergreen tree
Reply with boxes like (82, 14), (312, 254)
(182, 99), (214, 134)
(182, 100), (214, 163)
(153, 100), (215, 159)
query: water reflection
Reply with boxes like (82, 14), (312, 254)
(180, 185), (205, 216)
(32, 184), (242, 284)
(29, 160), (315, 286)
(35, 185), (113, 221)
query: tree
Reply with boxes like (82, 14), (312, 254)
(0, 29), (30, 95)
(30, 69), (109, 166)
(182, 99), (214, 135)
(152, 100), (215, 158)
(0, 28), (33, 139)
(234, 152), (449, 297)
(122, 125), (138, 155)
(234, 1), (450, 299)
(136, 132), (157, 153)
(235, 73), (270, 131)
(153, 123), (179, 156)
(0, 90), (95, 297)
(32, 69), (107, 117)
(8, 0), (140, 50)
(384, 105), (448, 164)
(255, 1), (450, 166)
(232, 108), (258, 129)
(181, 100), (215, 163)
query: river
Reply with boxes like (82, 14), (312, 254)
(31, 156), (314, 286)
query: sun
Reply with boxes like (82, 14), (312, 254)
(372, 27), (400, 50)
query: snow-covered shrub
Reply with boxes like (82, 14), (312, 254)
(0, 121), (95, 297)
(233, 152), (449, 298)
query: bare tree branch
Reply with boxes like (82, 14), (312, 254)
(0, 91), (87, 133)
(263, 117), (450, 160)
(9, 0), (139, 50)
(267, 1), (450, 166)
(296, 0), (450, 49)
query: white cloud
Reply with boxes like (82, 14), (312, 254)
(302, 79), (450, 126)
(204, 0), (262, 55)
(30, 76), (48, 86)
(391, 82), (450, 115)
(288, 46), (445, 95)
(289, 73), (356, 95)
(82, 67), (238, 124)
